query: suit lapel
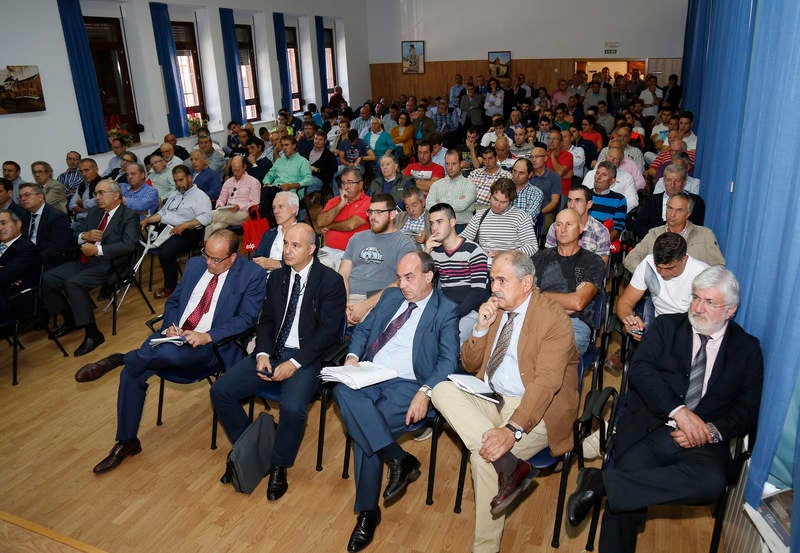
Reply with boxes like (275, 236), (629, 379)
(704, 323), (732, 393)
(412, 291), (438, 362)
(211, 259), (242, 326)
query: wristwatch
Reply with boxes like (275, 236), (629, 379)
(505, 423), (524, 442)
(419, 384), (433, 398)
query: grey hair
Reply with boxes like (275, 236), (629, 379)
(100, 179), (121, 195)
(663, 163), (687, 182)
(402, 250), (436, 274)
(670, 191), (695, 214)
(341, 166), (363, 182)
(597, 160), (617, 179)
(131, 163), (147, 174)
(275, 190), (300, 212)
(497, 250), (535, 279)
(191, 149), (208, 160)
(19, 182), (44, 196)
(693, 266), (739, 307)
(31, 160), (53, 174)
(402, 185), (424, 202)
(0, 208), (21, 223)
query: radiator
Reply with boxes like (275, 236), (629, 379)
(722, 459), (769, 553)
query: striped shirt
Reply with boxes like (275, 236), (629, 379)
(468, 167), (512, 210)
(430, 238), (489, 317)
(588, 190), (627, 233)
(513, 184), (544, 224)
(546, 215), (611, 257)
(57, 168), (84, 198)
(460, 206), (539, 260)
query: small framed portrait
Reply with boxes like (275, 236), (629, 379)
(488, 51), (511, 79)
(402, 41), (425, 74)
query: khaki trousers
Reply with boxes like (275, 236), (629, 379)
(432, 381), (549, 553)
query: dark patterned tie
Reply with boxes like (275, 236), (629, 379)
(182, 274), (219, 331)
(272, 273), (302, 360)
(363, 302), (417, 361)
(685, 334), (710, 410)
(485, 312), (517, 409)
(28, 213), (38, 242)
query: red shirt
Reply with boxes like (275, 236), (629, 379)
(321, 191), (370, 250)
(546, 150), (574, 195)
(402, 162), (445, 182)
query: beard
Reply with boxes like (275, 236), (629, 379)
(687, 310), (727, 335)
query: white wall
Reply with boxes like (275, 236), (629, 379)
(366, 0), (688, 62)
(0, 0), (370, 180)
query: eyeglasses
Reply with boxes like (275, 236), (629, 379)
(341, 180), (362, 186)
(690, 294), (728, 310)
(365, 208), (393, 216)
(201, 248), (234, 265)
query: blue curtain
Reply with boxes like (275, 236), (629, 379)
(56, 0), (108, 154)
(693, 0), (757, 252)
(272, 13), (292, 111)
(315, 16), (328, 105)
(149, 2), (189, 137)
(219, 8), (245, 125)
(679, 0), (710, 119)
(727, 2), (800, 531)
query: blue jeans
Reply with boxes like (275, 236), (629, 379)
(571, 317), (591, 355)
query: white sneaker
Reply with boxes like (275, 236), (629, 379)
(413, 426), (433, 441)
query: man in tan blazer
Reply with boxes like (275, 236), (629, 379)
(432, 250), (579, 553)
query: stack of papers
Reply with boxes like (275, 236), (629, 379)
(447, 374), (500, 404)
(149, 335), (187, 347)
(321, 362), (398, 389)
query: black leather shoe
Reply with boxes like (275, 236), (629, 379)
(567, 467), (604, 526)
(75, 353), (124, 382)
(74, 333), (105, 357)
(51, 321), (77, 338)
(347, 509), (381, 552)
(490, 459), (538, 515)
(383, 453), (421, 504)
(266, 466), (288, 500)
(220, 468), (231, 485)
(93, 439), (142, 473)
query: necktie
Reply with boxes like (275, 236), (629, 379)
(272, 273), (302, 360)
(0, 242), (7, 257)
(363, 302), (418, 361)
(28, 213), (38, 242)
(484, 312), (518, 409)
(685, 334), (710, 410)
(182, 274), (219, 331)
(80, 211), (110, 264)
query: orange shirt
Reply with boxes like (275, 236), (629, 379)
(322, 191), (370, 250)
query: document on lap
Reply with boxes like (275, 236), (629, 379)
(321, 362), (398, 389)
(447, 374), (500, 404)
(149, 335), (187, 347)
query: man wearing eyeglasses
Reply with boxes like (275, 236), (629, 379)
(75, 229), (265, 474)
(57, 151), (85, 202)
(140, 165), (212, 299)
(42, 179), (139, 356)
(567, 266), (763, 553)
(338, 193), (417, 325)
(316, 167), (371, 270)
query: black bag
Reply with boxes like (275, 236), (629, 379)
(226, 412), (276, 494)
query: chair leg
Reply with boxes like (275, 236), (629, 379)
(316, 387), (330, 471)
(156, 377), (166, 425)
(12, 321), (20, 386)
(248, 397), (255, 422)
(133, 274), (156, 315)
(50, 334), (69, 357)
(342, 435), (352, 479)
(112, 290), (118, 336)
(552, 450), (573, 548)
(709, 491), (729, 553)
(148, 255), (154, 291)
(454, 445), (469, 514)
(586, 499), (603, 551)
(211, 409), (219, 450)
(426, 415), (444, 505)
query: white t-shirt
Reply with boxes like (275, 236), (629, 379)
(629, 254), (709, 316)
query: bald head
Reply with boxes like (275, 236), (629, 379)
(283, 223), (317, 270)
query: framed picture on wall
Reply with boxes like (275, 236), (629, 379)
(0, 65), (46, 114)
(402, 41), (425, 74)
(488, 51), (511, 79)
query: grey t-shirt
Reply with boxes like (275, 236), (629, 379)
(343, 230), (417, 295)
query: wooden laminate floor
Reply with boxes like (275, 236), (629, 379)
(0, 257), (716, 553)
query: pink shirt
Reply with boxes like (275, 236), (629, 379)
(218, 173), (261, 210)
(619, 158), (646, 191)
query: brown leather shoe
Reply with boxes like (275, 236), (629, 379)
(153, 288), (173, 299)
(489, 459), (538, 515)
(93, 439), (142, 474)
(75, 353), (125, 382)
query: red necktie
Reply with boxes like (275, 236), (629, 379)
(80, 211), (110, 264)
(182, 274), (219, 331)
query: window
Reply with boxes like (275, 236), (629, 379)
(323, 28), (337, 95)
(285, 26), (303, 112)
(235, 25), (261, 122)
(171, 22), (206, 123)
(83, 17), (139, 142)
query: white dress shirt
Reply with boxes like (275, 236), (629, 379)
(373, 291), (432, 381)
(177, 269), (230, 333)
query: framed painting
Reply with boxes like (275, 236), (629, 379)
(488, 51), (511, 79)
(0, 65), (46, 114)
(402, 41), (425, 74)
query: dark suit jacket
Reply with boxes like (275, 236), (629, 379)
(255, 259), (346, 368)
(0, 237), (41, 316)
(77, 205), (140, 270)
(5, 201), (26, 222)
(306, 147), (338, 187)
(23, 203), (72, 268)
(633, 192), (706, 240)
(618, 313), (763, 457)
(164, 255), (266, 366)
(348, 287), (460, 389)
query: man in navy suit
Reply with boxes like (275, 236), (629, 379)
(567, 266), (763, 553)
(74, 229), (266, 473)
(250, 191), (300, 273)
(18, 182), (72, 269)
(0, 209), (41, 318)
(42, 179), (139, 356)
(334, 250), (460, 552)
(211, 223), (346, 500)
